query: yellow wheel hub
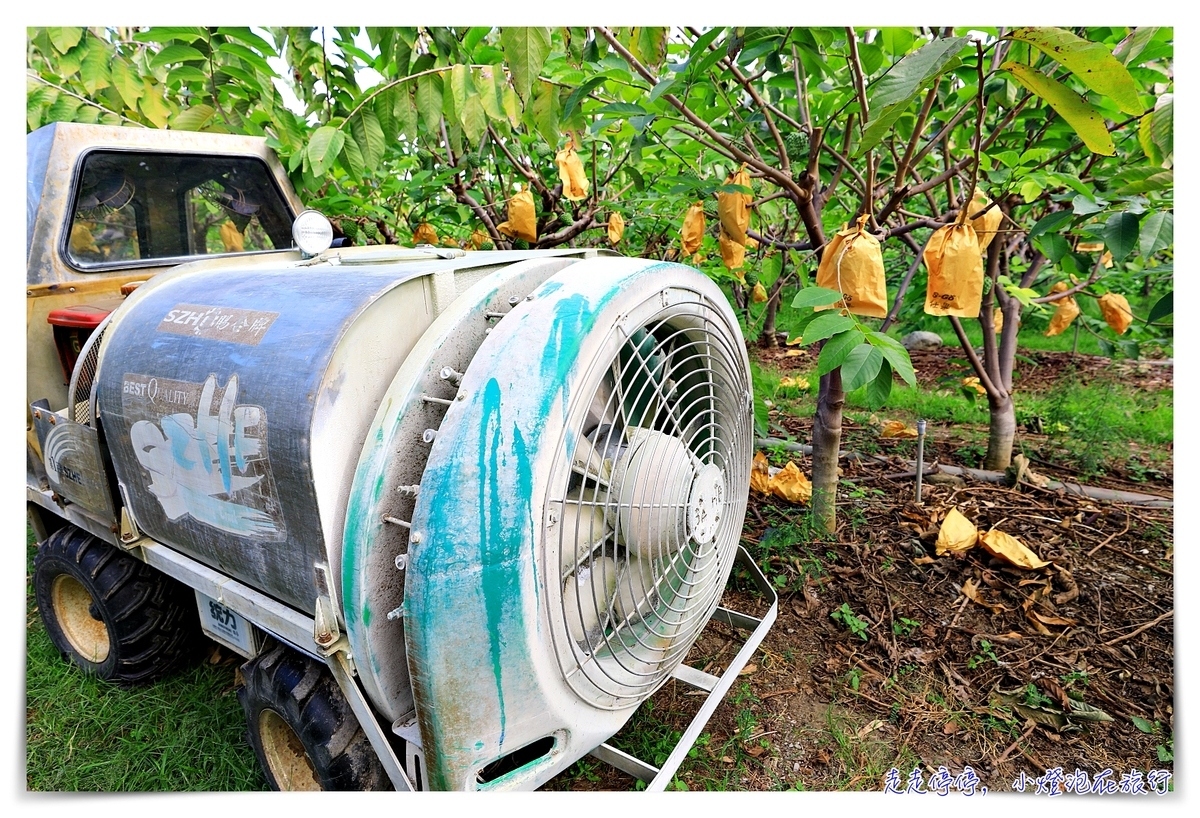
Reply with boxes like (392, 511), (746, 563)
(259, 709), (320, 790)
(51, 574), (110, 664)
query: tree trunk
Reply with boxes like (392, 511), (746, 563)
(984, 392), (1016, 471)
(811, 368), (844, 533)
(759, 288), (780, 347)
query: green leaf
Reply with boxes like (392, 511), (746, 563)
(817, 330), (865, 376)
(1001, 62), (1115, 155)
(792, 286), (844, 309)
(797, 312), (855, 346)
(138, 80), (170, 127)
(531, 80), (560, 146)
(307, 125), (345, 176)
(46, 27), (84, 54)
(340, 129), (365, 178)
(1138, 109), (1163, 166)
(167, 66), (210, 85)
(562, 76), (605, 121)
(460, 94), (487, 146)
(1150, 96), (1173, 164)
(840, 345), (884, 392)
(170, 103), (215, 131)
(45, 94), (82, 124)
(351, 108), (386, 172)
(215, 27), (277, 56)
(502, 84), (521, 128)
(1131, 716), (1156, 734)
(856, 101), (910, 158)
(863, 360), (895, 408)
(1139, 212), (1173, 257)
(1114, 27), (1160, 66)
(1115, 169), (1172, 195)
(1147, 292), (1172, 324)
(415, 74), (444, 134)
(869, 35), (970, 110)
(1071, 195), (1104, 217)
(867, 332), (916, 386)
(109, 59), (144, 111)
(1019, 178), (1044, 203)
(593, 102), (649, 117)
(133, 27), (205, 44)
(1007, 27), (1144, 115)
(150, 44), (209, 69)
(80, 39), (112, 95)
(394, 89), (418, 141)
(474, 67), (506, 122)
(449, 63), (470, 116)
(632, 26), (668, 69)
(1104, 212), (1140, 261)
(1029, 210), (1074, 239)
(648, 77), (676, 104)
(500, 27), (551, 103)
(212, 40), (271, 73)
(1034, 233), (1070, 264)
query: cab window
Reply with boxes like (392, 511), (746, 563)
(66, 151), (294, 269)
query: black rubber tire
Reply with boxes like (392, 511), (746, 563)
(239, 640), (392, 791)
(33, 525), (201, 684)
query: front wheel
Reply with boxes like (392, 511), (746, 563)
(239, 640), (392, 791)
(33, 525), (200, 683)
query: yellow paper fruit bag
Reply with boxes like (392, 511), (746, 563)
(555, 144), (589, 201)
(750, 451), (772, 495)
(467, 228), (490, 250)
(219, 220), (244, 253)
(968, 193), (1003, 252)
(1099, 292), (1133, 335)
(751, 281), (768, 303)
(719, 228), (746, 271)
(935, 508), (978, 556)
(769, 461), (812, 504)
(924, 222), (984, 317)
(815, 215), (888, 318)
(718, 165), (752, 244)
(993, 307), (1003, 334)
(681, 202), (706, 255)
(412, 222), (438, 245)
(608, 212), (624, 244)
(980, 528), (1049, 570)
(1045, 282), (1080, 337)
(497, 186), (537, 243)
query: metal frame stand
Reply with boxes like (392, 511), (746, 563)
(587, 545), (779, 791)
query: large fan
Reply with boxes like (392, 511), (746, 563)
(401, 257), (758, 790)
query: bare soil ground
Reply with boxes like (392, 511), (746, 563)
(548, 346), (1174, 793)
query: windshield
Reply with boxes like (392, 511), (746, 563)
(66, 150), (294, 269)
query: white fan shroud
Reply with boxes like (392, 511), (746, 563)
(546, 292), (750, 708)
(403, 257), (752, 790)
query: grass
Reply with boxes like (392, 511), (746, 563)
(25, 533), (267, 792)
(758, 330), (1173, 481)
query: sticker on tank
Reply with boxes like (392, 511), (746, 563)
(156, 303), (278, 345)
(122, 372), (286, 539)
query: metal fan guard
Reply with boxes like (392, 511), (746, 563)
(546, 287), (751, 707)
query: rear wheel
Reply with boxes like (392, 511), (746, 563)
(33, 525), (201, 683)
(239, 640), (392, 791)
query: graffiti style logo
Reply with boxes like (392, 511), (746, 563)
(126, 373), (284, 538)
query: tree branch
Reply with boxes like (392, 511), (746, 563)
(596, 26), (809, 204)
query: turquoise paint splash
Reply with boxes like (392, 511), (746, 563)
(477, 377), (534, 747)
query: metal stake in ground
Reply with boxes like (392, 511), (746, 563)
(915, 419), (927, 504)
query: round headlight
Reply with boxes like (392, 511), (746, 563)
(292, 210), (334, 256)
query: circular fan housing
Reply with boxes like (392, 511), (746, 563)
(403, 257), (752, 790)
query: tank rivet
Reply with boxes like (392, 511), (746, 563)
(410, 531), (423, 544)
(394, 553), (408, 571)
(422, 428), (437, 444)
